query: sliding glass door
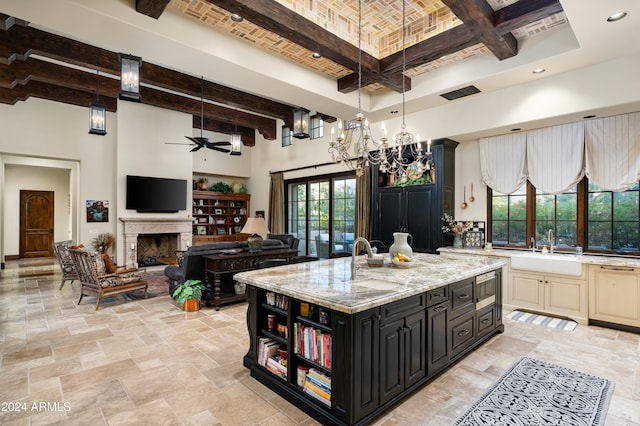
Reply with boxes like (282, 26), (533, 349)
(286, 173), (355, 258)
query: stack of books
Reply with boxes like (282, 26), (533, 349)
(258, 337), (287, 379)
(257, 337), (280, 367)
(303, 368), (331, 406)
(293, 323), (332, 369)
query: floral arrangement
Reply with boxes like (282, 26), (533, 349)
(441, 213), (473, 236)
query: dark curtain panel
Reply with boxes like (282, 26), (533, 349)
(268, 172), (285, 234)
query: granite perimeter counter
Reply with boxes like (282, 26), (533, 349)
(234, 253), (506, 426)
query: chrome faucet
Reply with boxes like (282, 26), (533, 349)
(530, 237), (536, 252)
(351, 237), (374, 279)
(548, 229), (555, 253)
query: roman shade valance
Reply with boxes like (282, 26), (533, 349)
(585, 112), (640, 191)
(480, 111), (640, 194)
(479, 133), (527, 194)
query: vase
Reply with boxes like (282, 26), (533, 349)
(453, 234), (463, 248)
(389, 232), (413, 259)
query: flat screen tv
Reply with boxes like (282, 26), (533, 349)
(126, 175), (187, 213)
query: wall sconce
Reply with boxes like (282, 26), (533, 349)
(89, 70), (106, 135)
(230, 132), (242, 156)
(118, 53), (142, 102)
(292, 108), (310, 139)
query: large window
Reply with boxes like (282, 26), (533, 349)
(286, 173), (356, 258)
(310, 114), (324, 139)
(588, 182), (639, 252)
(490, 178), (640, 255)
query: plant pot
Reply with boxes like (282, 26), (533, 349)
(182, 299), (200, 311)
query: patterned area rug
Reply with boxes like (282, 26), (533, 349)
(128, 272), (171, 299)
(507, 310), (578, 331)
(452, 357), (615, 426)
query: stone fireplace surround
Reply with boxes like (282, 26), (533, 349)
(120, 218), (192, 268)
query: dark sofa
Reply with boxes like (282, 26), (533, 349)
(164, 239), (286, 293)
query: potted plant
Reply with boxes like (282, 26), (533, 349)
(172, 279), (207, 311)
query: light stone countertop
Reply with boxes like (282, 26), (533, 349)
(438, 247), (640, 268)
(234, 253), (506, 314)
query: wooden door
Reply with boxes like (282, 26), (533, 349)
(20, 190), (54, 258)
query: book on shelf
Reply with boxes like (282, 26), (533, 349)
(303, 385), (331, 406)
(266, 356), (287, 379)
(294, 323), (332, 369)
(257, 337), (280, 367)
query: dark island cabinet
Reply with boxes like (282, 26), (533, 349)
(371, 139), (458, 253)
(244, 270), (503, 426)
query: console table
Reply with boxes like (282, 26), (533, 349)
(204, 249), (298, 310)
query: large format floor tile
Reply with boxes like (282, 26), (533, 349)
(0, 259), (638, 425)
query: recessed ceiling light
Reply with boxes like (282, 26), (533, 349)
(583, 114), (596, 119)
(311, 52), (321, 59)
(532, 68), (546, 74)
(511, 128), (522, 132)
(390, 110), (399, 114)
(607, 12), (627, 22)
(230, 14), (244, 23)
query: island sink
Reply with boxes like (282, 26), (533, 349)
(510, 252), (582, 276)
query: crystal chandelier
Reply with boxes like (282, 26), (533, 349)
(328, 0), (434, 181)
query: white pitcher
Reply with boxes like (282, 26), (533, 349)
(389, 232), (413, 259)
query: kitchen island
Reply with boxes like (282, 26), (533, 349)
(235, 253), (506, 426)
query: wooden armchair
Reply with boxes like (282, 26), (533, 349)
(69, 249), (148, 310)
(53, 240), (80, 290)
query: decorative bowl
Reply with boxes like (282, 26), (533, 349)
(392, 257), (414, 268)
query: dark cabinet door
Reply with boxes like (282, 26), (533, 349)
(379, 317), (404, 405)
(427, 302), (449, 376)
(379, 310), (427, 405)
(376, 188), (403, 249)
(404, 310), (427, 388)
(349, 309), (380, 422)
(405, 185), (436, 252)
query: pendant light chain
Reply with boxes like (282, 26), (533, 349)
(401, 0), (407, 131)
(357, 0), (362, 114)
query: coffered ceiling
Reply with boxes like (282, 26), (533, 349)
(1, 0), (639, 142)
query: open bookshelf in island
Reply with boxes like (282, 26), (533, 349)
(239, 254), (505, 425)
(191, 191), (250, 245)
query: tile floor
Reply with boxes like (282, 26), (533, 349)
(0, 258), (638, 425)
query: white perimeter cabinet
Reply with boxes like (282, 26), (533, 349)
(589, 265), (640, 327)
(508, 269), (587, 324)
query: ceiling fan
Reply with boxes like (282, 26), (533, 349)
(166, 76), (233, 154)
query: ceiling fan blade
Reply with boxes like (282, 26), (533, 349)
(210, 146), (231, 153)
(165, 142), (193, 145)
(190, 145), (203, 152)
(186, 136), (207, 145)
(210, 141), (232, 146)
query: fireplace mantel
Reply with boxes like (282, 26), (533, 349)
(120, 217), (192, 268)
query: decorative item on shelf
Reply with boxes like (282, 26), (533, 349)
(327, 0), (434, 181)
(118, 53), (141, 102)
(172, 279), (207, 311)
(241, 217), (270, 253)
(210, 181), (232, 193)
(441, 213), (473, 248)
(389, 232), (413, 261)
(195, 177), (208, 190)
(239, 183), (247, 194)
(232, 182), (242, 193)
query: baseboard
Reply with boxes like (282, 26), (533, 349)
(4, 255), (19, 261)
(589, 319), (640, 335)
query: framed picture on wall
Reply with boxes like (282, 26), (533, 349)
(256, 210), (265, 218)
(86, 200), (109, 222)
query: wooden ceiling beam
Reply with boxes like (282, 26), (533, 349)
(0, 80), (117, 111)
(337, 70), (410, 94)
(135, 0), (171, 19)
(206, 0), (379, 74)
(0, 22), (317, 133)
(442, 0), (517, 60)
(494, 0), (563, 34)
(195, 116), (256, 146)
(140, 86), (277, 140)
(0, 57), (120, 95)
